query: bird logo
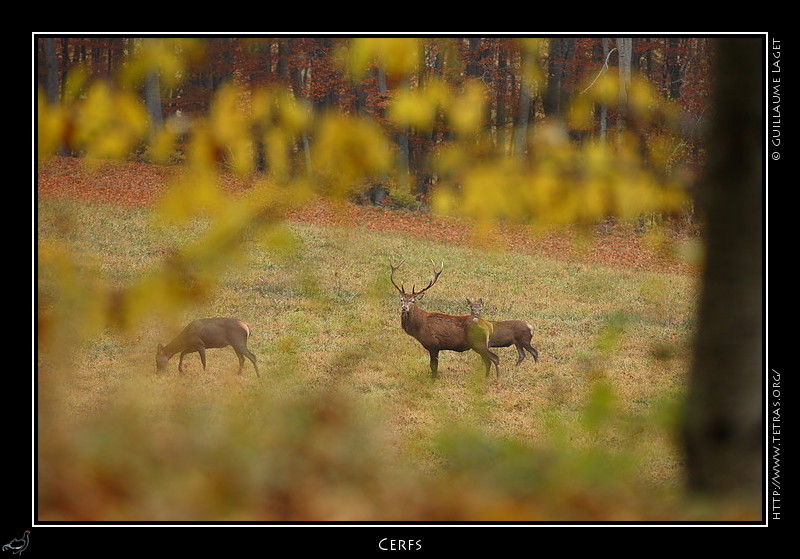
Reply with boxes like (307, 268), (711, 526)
(2, 531), (29, 555)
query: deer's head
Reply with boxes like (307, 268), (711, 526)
(390, 259), (444, 313)
(466, 298), (484, 317)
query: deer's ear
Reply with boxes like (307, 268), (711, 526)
(478, 298), (483, 304)
(466, 298), (472, 305)
(416, 292), (425, 300)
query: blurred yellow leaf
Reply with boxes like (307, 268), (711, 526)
(264, 128), (291, 181)
(593, 73), (619, 106)
(519, 38), (544, 84)
(278, 94), (311, 133)
(185, 124), (217, 173)
(157, 168), (224, 222)
(580, 179), (610, 221)
(388, 79), (451, 132)
(629, 77), (657, 119)
(388, 88), (438, 131)
(433, 144), (469, 177)
(206, 83), (257, 177)
(37, 90), (65, 161)
(569, 97), (594, 130)
(312, 113), (391, 196)
(63, 66), (89, 101)
(253, 87), (311, 134)
(251, 87), (274, 124)
(448, 81), (486, 135)
(583, 140), (610, 175)
(149, 121), (179, 164)
(431, 186), (456, 215)
(210, 84), (248, 142)
(72, 83), (149, 161)
(120, 38), (202, 88)
(228, 137), (256, 177)
(37, 239), (107, 338)
(346, 37), (421, 79)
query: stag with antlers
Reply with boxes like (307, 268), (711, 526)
(391, 260), (500, 378)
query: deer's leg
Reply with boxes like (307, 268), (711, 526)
(198, 347), (207, 370)
(178, 351), (189, 373)
(478, 348), (500, 376)
(232, 347), (258, 377)
(489, 349), (500, 376)
(524, 342), (539, 363)
(244, 350), (259, 377)
(514, 343), (525, 366)
(481, 353), (492, 375)
(429, 350), (439, 378)
(234, 350), (245, 375)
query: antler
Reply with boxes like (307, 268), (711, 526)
(389, 259), (406, 294)
(413, 260), (444, 296)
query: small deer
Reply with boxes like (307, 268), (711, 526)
(156, 317), (259, 377)
(467, 298), (539, 366)
(391, 260), (500, 378)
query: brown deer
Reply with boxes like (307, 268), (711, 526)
(156, 317), (259, 377)
(467, 298), (539, 366)
(391, 260), (500, 378)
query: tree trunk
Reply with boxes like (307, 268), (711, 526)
(374, 66), (395, 202)
(43, 38), (59, 104)
(282, 38), (312, 177)
(599, 38), (610, 141)
(543, 38), (574, 119)
(616, 38), (633, 129)
(466, 38), (483, 78)
(512, 44), (536, 158)
(145, 69), (163, 139)
(666, 37), (682, 99)
(682, 37), (763, 503)
(495, 44), (508, 153)
(413, 40), (442, 196)
(59, 38), (71, 96)
(277, 38), (289, 84)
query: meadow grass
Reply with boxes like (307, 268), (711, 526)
(36, 197), (709, 521)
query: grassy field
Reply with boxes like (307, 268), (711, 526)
(36, 196), (713, 522)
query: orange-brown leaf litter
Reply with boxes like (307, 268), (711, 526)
(37, 156), (697, 276)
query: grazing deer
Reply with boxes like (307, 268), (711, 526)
(467, 298), (539, 366)
(391, 260), (500, 378)
(156, 317), (259, 377)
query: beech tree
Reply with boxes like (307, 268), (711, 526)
(615, 37), (633, 129)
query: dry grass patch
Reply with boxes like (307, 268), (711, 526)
(37, 197), (713, 521)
